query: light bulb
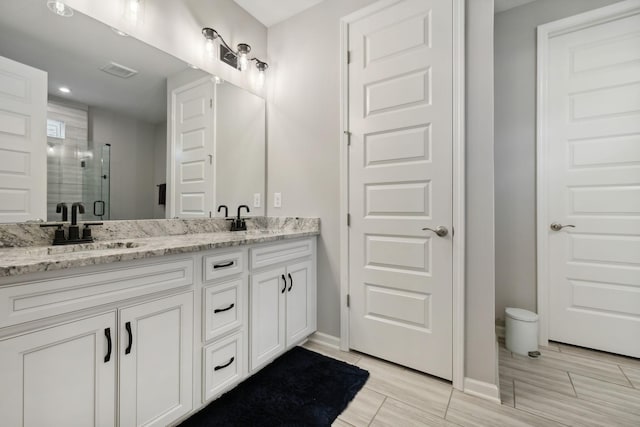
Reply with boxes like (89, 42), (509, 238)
(205, 39), (215, 57)
(256, 70), (265, 89)
(47, 1), (73, 17)
(238, 53), (248, 71)
(124, 0), (142, 22)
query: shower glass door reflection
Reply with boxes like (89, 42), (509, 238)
(82, 143), (111, 220)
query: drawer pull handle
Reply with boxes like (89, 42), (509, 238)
(214, 356), (235, 371)
(288, 273), (293, 292)
(214, 303), (235, 314)
(104, 328), (112, 363)
(125, 321), (133, 355)
(281, 274), (286, 293)
(213, 261), (235, 269)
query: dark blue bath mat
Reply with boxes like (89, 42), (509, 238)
(179, 346), (369, 427)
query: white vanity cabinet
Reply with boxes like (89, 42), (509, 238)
(201, 249), (249, 403)
(0, 312), (117, 427)
(0, 234), (317, 425)
(119, 292), (194, 427)
(0, 257), (195, 427)
(249, 238), (317, 371)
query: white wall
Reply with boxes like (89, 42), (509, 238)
(63, 0), (267, 96)
(88, 107), (157, 220)
(494, 0), (622, 322)
(268, 0), (498, 387)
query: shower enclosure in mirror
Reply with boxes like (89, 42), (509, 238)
(46, 101), (111, 221)
(0, 0), (266, 223)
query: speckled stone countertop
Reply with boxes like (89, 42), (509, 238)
(0, 217), (319, 278)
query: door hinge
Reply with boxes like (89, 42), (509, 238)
(343, 130), (351, 146)
(209, 211), (212, 218)
(346, 294), (350, 308)
(208, 154), (213, 165)
(347, 51), (351, 64)
(210, 98), (213, 108)
(347, 213), (351, 227)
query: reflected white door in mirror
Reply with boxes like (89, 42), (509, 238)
(0, 56), (47, 222)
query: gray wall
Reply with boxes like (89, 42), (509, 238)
(494, 0), (622, 322)
(267, 0), (380, 340)
(466, 0), (497, 385)
(88, 107), (158, 220)
(153, 121), (167, 219)
(268, 0), (498, 386)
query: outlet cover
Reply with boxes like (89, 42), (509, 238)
(274, 192), (282, 208)
(253, 193), (261, 208)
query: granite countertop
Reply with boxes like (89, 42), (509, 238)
(0, 217), (319, 278)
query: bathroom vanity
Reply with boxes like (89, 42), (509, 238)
(0, 218), (318, 426)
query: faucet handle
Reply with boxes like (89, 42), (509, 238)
(40, 223), (67, 244)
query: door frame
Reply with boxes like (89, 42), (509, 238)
(535, 0), (640, 346)
(339, 0), (466, 390)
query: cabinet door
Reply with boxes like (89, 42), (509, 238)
(286, 260), (316, 346)
(0, 312), (116, 427)
(250, 267), (286, 370)
(119, 292), (193, 427)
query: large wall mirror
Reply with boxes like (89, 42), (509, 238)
(0, 0), (266, 223)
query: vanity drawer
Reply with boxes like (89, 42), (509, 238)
(203, 251), (244, 282)
(0, 258), (193, 328)
(250, 239), (313, 270)
(203, 278), (243, 342)
(203, 331), (246, 401)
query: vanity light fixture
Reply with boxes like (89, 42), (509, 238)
(201, 27), (268, 73)
(47, 1), (73, 17)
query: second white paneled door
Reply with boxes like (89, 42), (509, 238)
(170, 78), (215, 218)
(347, 0), (453, 380)
(540, 3), (640, 357)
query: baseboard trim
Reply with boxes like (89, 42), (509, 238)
(463, 377), (501, 404)
(496, 324), (505, 338)
(308, 332), (340, 349)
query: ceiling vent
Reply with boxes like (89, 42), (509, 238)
(100, 62), (139, 79)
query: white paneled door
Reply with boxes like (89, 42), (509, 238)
(0, 55), (47, 222)
(348, 0), (453, 379)
(170, 78), (215, 218)
(542, 5), (640, 357)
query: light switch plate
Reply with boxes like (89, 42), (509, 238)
(273, 192), (282, 208)
(253, 193), (261, 208)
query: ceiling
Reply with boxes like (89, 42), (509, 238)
(0, 0), (199, 123)
(495, 0), (539, 14)
(233, 0), (326, 27)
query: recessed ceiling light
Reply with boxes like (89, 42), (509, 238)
(111, 27), (129, 37)
(58, 86), (71, 94)
(47, 1), (73, 17)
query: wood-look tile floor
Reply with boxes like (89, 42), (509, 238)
(302, 340), (640, 426)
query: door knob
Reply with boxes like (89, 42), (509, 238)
(550, 223), (575, 231)
(422, 226), (448, 237)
